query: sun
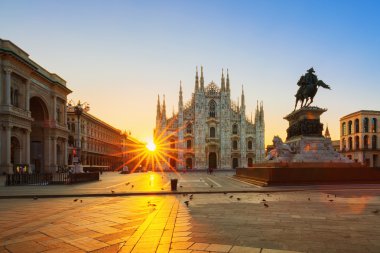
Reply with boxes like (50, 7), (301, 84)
(146, 141), (156, 152)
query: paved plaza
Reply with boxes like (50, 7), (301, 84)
(1, 172), (380, 253)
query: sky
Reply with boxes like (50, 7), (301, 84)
(1, 0), (380, 145)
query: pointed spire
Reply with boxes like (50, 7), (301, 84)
(162, 95), (166, 120)
(200, 66), (204, 91)
(251, 111), (253, 123)
(241, 85), (245, 109)
(179, 81), (183, 107)
(255, 100), (259, 123)
(260, 101), (264, 124)
(226, 69), (230, 92)
(156, 95), (161, 118)
(325, 124), (331, 138)
(221, 68), (225, 91)
(172, 106), (175, 117)
(195, 66), (199, 92)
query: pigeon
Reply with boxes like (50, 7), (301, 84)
(33, 196), (38, 200)
(210, 184), (214, 188)
(237, 198), (241, 201)
(223, 192), (227, 195)
(329, 199), (334, 202)
(80, 200), (83, 203)
(327, 194), (329, 198)
(182, 194), (186, 197)
(335, 194), (337, 198)
(111, 190), (115, 194)
(229, 195), (233, 198)
(149, 203), (157, 207)
(267, 194), (270, 197)
(189, 194), (193, 200)
(131, 185), (134, 188)
(184, 201), (189, 207)
(74, 199), (78, 202)
(372, 209), (379, 214)
(161, 188), (164, 190)
(262, 199), (266, 202)
(126, 182), (130, 186)
(308, 198), (310, 201)
(264, 203), (269, 208)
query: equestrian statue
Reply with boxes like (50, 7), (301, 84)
(294, 68), (331, 110)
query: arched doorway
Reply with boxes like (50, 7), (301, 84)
(232, 158), (239, 169)
(247, 157), (253, 167)
(186, 158), (192, 170)
(169, 158), (176, 170)
(30, 96), (49, 173)
(208, 152), (217, 169)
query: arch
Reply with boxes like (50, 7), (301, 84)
(186, 123), (192, 134)
(342, 138), (346, 150)
(210, 127), (215, 138)
(232, 140), (238, 150)
(355, 136), (360, 150)
(30, 96), (49, 121)
(232, 124), (238, 135)
(247, 157), (253, 167)
(372, 135), (377, 150)
(348, 137), (353, 150)
(364, 118), (369, 133)
(355, 119), (359, 133)
(186, 158), (193, 169)
(364, 135), (369, 149)
(348, 120), (352, 134)
(372, 118), (377, 133)
(342, 122), (346, 136)
(248, 140), (253, 150)
(209, 100), (216, 118)
(186, 139), (192, 149)
(232, 158), (239, 169)
(208, 152), (217, 169)
(68, 135), (75, 147)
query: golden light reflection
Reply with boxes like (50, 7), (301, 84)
(146, 141), (156, 152)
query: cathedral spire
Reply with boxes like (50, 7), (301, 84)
(226, 69), (230, 92)
(195, 66), (199, 92)
(260, 101), (265, 124)
(156, 95), (161, 118)
(325, 124), (331, 138)
(241, 85), (245, 109)
(255, 100), (259, 124)
(179, 81), (183, 107)
(200, 66), (205, 91)
(162, 95), (167, 120)
(221, 68), (225, 91)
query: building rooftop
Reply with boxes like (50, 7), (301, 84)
(340, 110), (380, 120)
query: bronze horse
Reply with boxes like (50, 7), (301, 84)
(294, 76), (331, 110)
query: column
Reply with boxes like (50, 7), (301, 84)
(4, 68), (12, 106)
(53, 95), (57, 121)
(63, 101), (67, 126)
(63, 139), (68, 166)
(4, 126), (12, 173)
(51, 137), (57, 171)
(44, 131), (51, 173)
(25, 80), (30, 111)
(25, 129), (30, 165)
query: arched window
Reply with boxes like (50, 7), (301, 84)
(342, 138), (346, 150)
(209, 100), (216, 118)
(364, 118), (369, 133)
(233, 140), (238, 150)
(186, 123), (192, 134)
(372, 135), (377, 150)
(210, 127), (215, 138)
(348, 121), (352, 134)
(186, 140), (192, 149)
(372, 118), (377, 133)
(342, 122), (346, 136)
(355, 136), (359, 150)
(232, 124), (238, 135)
(364, 135), (369, 149)
(248, 140), (253, 150)
(348, 137), (353, 150)
(355, 119), (359, 133)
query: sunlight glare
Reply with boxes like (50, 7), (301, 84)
(146, 141), (156, 152)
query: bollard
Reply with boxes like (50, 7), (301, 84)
(170, 179), (178, 191)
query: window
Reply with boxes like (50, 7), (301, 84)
(233, 140), (238, 150)
(348, 121), (352, 134)
(342, 138), (346, 150)
(364, 118), (369, 133)
(364, 135), (369, 149)
(11, 88), (19, 107)
(186, 123), (192, 134)
(372, 135), (377, 150)
(348, 137), (352, 150)
(248, 140), (253, 150)
(355, 119), (359, 133)
(248, 157), (253, 167)
(342, 122), (346, 136)
(232, 124), (238, 135)
(372, 118), (377, 133)
(209, 100), (216, 117)
(355, 136), (359, 150)
(210, 127), (215, 138)
(186, 140), (192, 149)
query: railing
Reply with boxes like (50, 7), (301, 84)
(5, 172), (99, 186)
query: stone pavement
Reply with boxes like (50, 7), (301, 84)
(1, 190), (380, 253)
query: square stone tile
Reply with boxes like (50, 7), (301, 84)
(205, 243), (232, 252)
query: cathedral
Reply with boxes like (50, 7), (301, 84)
(154, 67), (265, 170)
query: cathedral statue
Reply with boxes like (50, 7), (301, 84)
(294, 68), (331, 110)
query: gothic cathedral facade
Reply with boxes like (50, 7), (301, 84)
(154, 67), (265, 170)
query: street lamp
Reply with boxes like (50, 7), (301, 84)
(72, 100), (89, 173)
